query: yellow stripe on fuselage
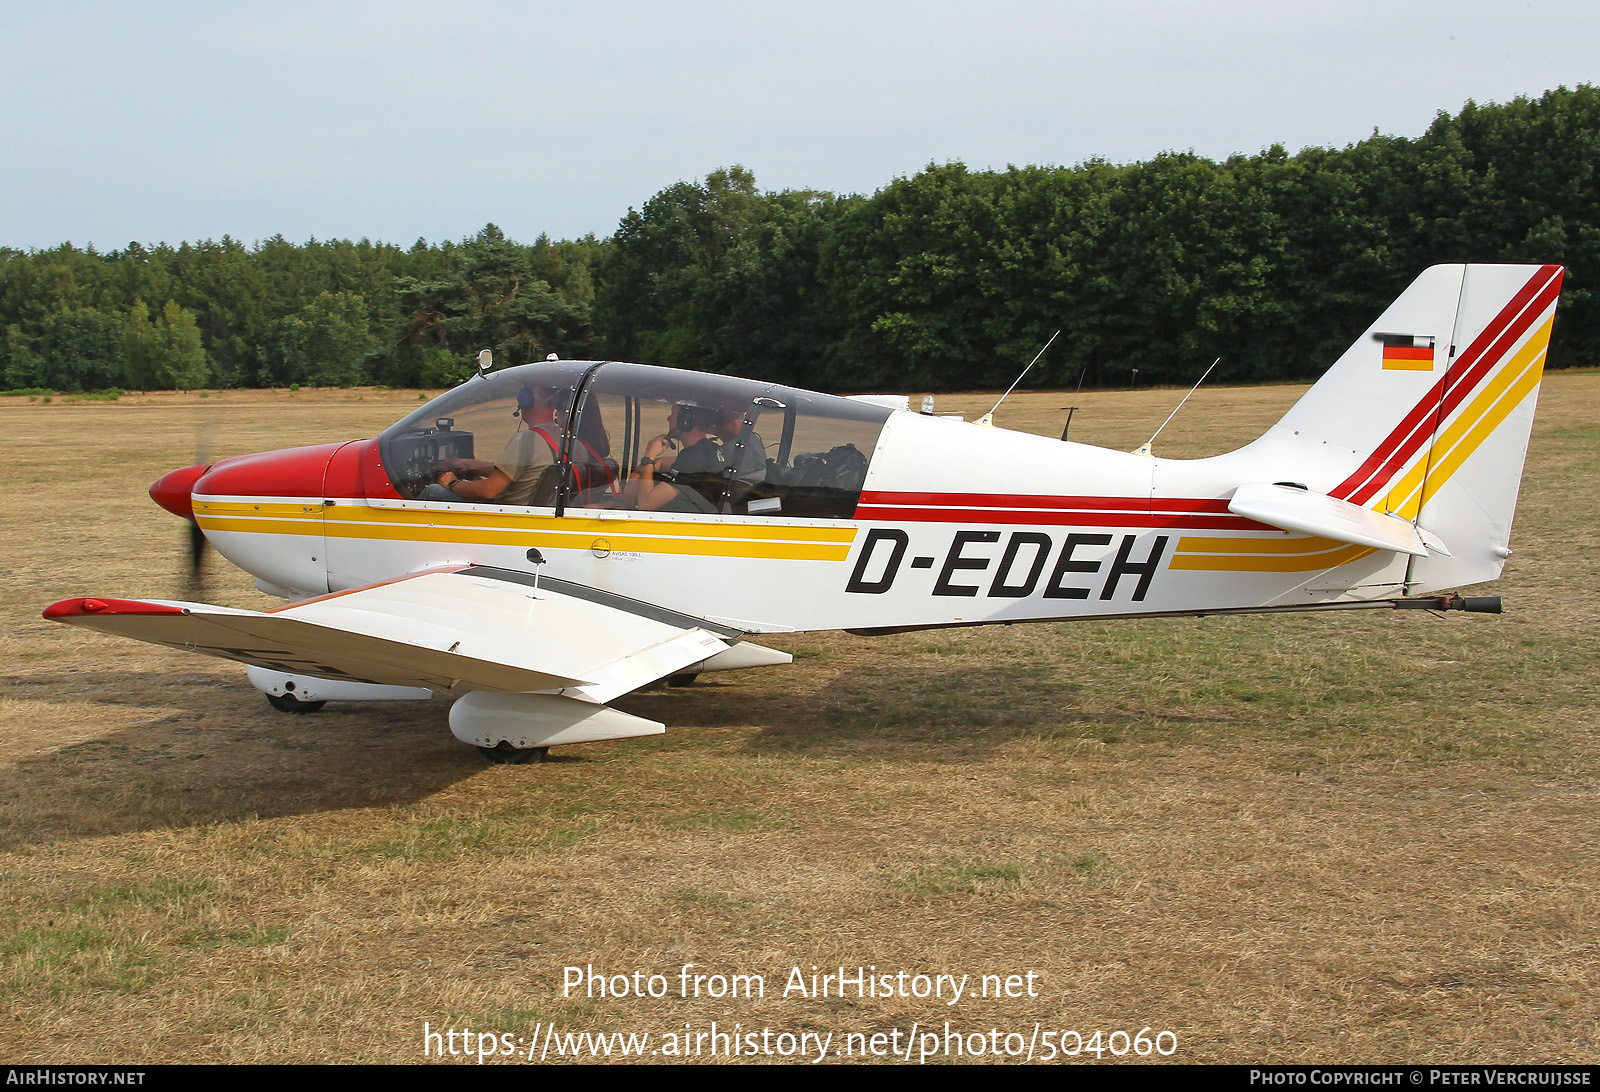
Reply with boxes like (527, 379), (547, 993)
(1174, 534), (1350, 556)
(195, 499), (857, 540)
(194, 499), (858, 561)
(1169, 538), (1373, 572)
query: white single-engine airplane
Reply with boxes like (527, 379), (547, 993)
(46, 264), (1563, 761)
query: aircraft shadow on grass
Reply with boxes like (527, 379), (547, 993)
(0, 662), (1216, 846)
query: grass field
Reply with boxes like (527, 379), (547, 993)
(1, 377), (1596, 1064)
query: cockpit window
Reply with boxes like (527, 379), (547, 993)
(571, 363), (891, 518)
(377, 360), (891, 518)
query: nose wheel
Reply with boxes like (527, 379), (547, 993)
(477, 742), (549, 764)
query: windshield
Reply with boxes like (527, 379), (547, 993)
(377, 361), (593, 501)
(377, 360), (892, 517)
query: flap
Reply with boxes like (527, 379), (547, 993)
(44, 566), (738, 699)
(1228, 483), (1429, 556)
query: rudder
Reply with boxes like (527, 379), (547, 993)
(1401, 265), (1563, 591)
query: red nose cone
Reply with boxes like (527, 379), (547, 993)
(149, 463), (209, 520)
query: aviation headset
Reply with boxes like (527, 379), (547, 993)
(673, 404), (712, 434)
(515, 385), (563, 421)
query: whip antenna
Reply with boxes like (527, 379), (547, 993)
(1060, 363), (1089, 440)
(1134, 358), (1220, 456)
(979, 330), (1061, 426)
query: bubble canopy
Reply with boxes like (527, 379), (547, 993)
(378, 361), (893, 518)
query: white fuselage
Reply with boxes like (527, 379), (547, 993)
(196, 410), (1414, 634)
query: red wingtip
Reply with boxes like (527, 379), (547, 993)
(44, 597), (187, 620)
(149, 464), (210, 520)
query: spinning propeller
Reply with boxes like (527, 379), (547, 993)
(146, 417), (217, 599)
(185, 418), (215, 596)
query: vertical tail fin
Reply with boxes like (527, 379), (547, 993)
(1261, 263), (1564, 592)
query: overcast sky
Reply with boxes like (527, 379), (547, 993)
(3, 0), (1596, 251)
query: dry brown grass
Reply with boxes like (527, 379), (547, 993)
(1, 378), (1596, 1064)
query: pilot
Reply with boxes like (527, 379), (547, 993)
(433, 384), (564, 504)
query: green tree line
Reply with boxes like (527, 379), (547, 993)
(4, 87), (1597, 393)
(0, 229), (603, 391)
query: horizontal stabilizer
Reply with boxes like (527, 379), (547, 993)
(1228, 483), (1429, 556)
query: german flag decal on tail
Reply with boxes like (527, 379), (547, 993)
(1378, 333), (1436, 371)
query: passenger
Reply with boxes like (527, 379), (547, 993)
(432, 384), (564, 504)
(625, 403), (727, 512)
(567, 395), (618, 502)
(712, 408), (767, 475)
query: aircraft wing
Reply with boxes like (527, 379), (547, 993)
(43, 565), (741, 702)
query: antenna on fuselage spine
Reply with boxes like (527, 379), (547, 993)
(977, 330), (1061, 427)
(1059, 363), (1089, 441)
(1132, 357), (1220, 457)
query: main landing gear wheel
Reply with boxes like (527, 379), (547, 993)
(667, 672), (700, 687)
(265, 691), (327, 714)
(477, 743), (549, 765)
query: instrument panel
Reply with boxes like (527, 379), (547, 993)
(383, 427), (475, 497)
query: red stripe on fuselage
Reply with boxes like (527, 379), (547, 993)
(1333, 265), (1561, 504)
(855, 505), (1269, 530)
(854, 493), (1270, 530)
(858, 491), (1232, 513)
